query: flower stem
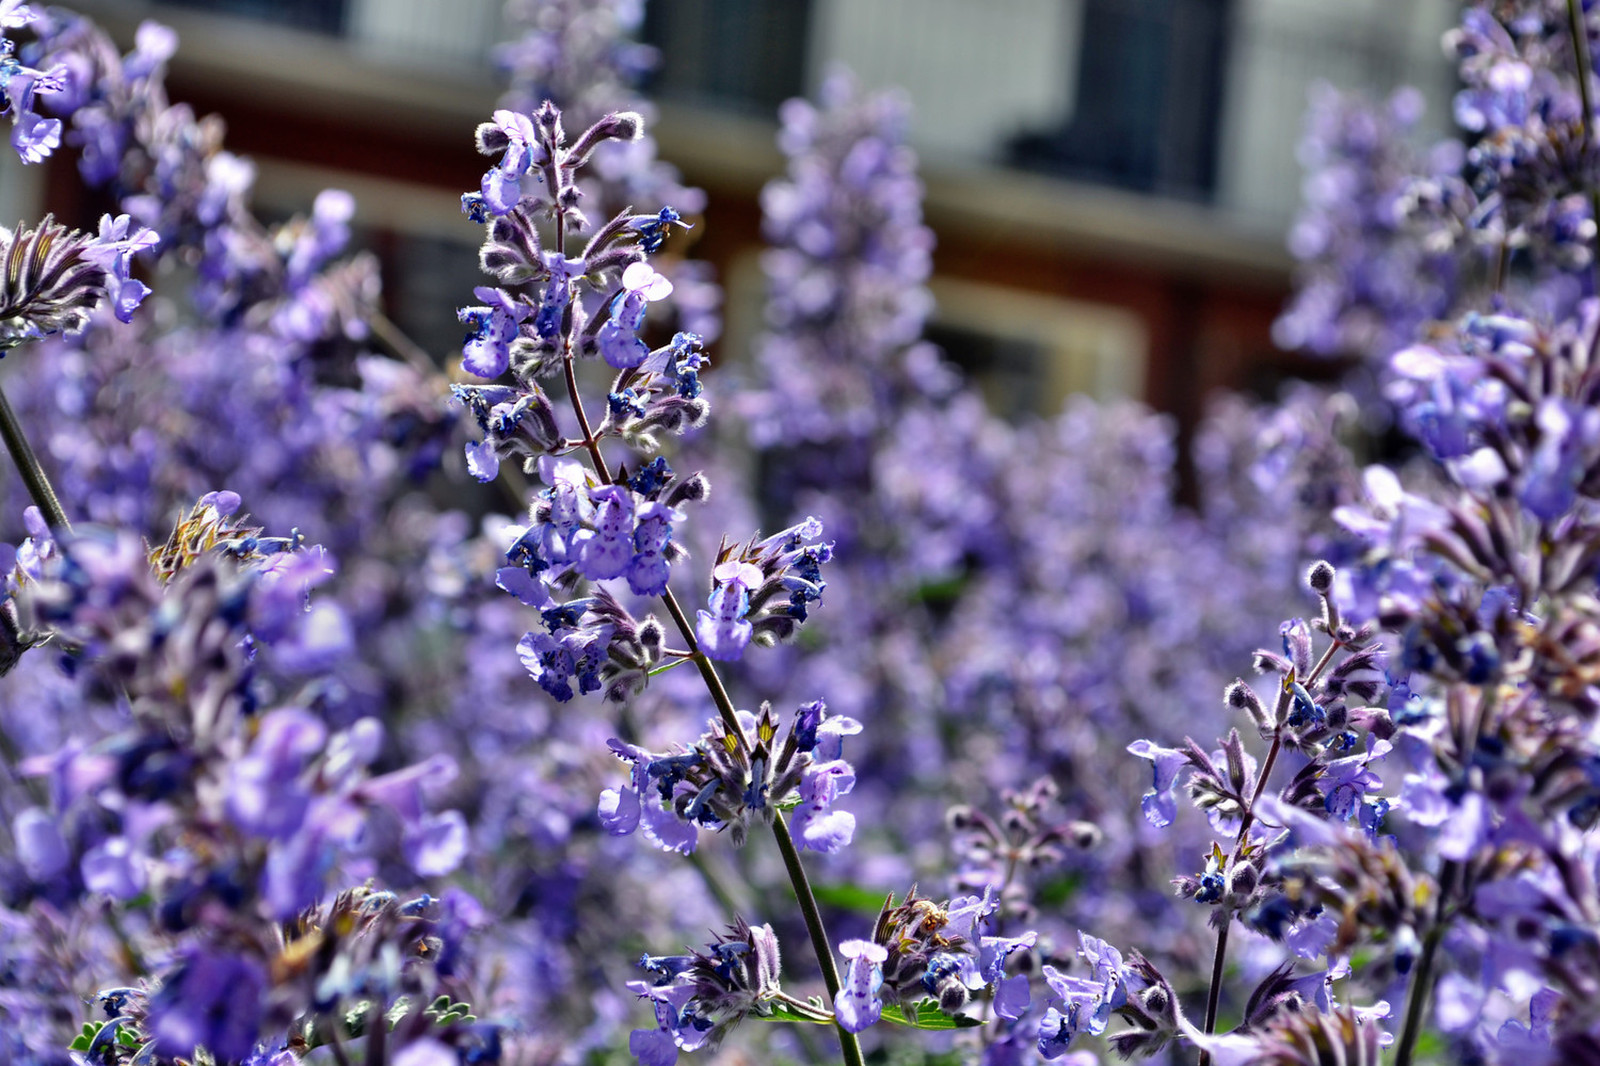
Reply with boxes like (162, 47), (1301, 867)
(553, 343), (863, 1066)
(1198, 921), (1231, 1061)
(0, 380), (70, 532)
(1199, 642), (1342, 1066)
(1395, 684), (1491, 1066)
(1392, 874), (1453, 1066)
(662, 580), (865, 1066)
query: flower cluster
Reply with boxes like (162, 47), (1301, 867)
(1, 1), (67, 163)
(834, 887), (1037, 1033)
(628, 918), (786, 1066)
(0, 498), (488, 1062)
(16, 0), (1600, 1063)
(0, 213), (155, 349)
(601, 698), (860, 853)
(696, 518), (833, 661)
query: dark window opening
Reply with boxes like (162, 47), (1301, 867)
(1008, 0), (1231, 201)
(928, 322), (1054, 421)
(158, 0), (347, 36)
(640, 0), (812, 115)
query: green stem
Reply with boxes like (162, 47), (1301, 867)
(0, 382), (70, 532)
(1392, 875), (1453, 1066)
(1198, 921), (1231, 1063)
(772, 812), (851, 1011)
(1394, 684), (1491, 1066)
(645, 655), (693, 678)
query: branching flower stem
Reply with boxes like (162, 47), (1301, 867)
(1198, 638), (1342, 1066)
(551, 221), (864, 1066)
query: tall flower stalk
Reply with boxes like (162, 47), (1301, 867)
(453, 99), (872, 1065)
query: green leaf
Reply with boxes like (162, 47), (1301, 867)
(751, 1001), (833, 1026)
(1034, 872), (1083, 908)
(913, 573), (967, 607)
(116, 1028), (140, 1047)
(810, 883), (887, 915)
(646, 657), (692, 678)
(1412, 1030), (1446, 1062)
(880, 1002), (984, 1030)
(344, 999), (373, 1036)
(68, 1022), (105, 1051)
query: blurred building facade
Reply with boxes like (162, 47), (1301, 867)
(12, 0), (1455, 435)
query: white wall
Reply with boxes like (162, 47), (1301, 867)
(807, 0), (1456, 229)
(808, 0), (1082, 163)
(1216, 0), (1457, 225)
(346, 0), (505, 70)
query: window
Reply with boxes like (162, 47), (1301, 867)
(1008, 0), (1231, 200)
(159, 0), (346, 35)
(641, 0), (813, 114)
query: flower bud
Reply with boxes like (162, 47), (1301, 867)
(937, 977), (970, 1014)
(1306, 560), (1336, 595)
(1225, 679), (1271, 732)
(569, 111), (644, 164)
(665, 472), (710, 507)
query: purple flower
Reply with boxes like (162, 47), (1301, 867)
(391, 1039), (459, 1066)
(13, 807), (68, 882)
(0, 215), (155, 347)
(81, 837), (143, 899)
(1520, 398), (1589, 522)
(599, 261), (674, 369)
(627, 501), (680, 596)
(227, 706), (326, 838)
(478, 108), (539, 215)
(405, 810), (469, 877)
(696, 561), (762, 661)
(517, 621), (615, 702)
(834, 939), (887, 1032)
(1, 1), (38, 30)
(534, 253), (584, 340)
(495, 564), (550, 607)
(1126, 738), (1188, 828)
(10, 107), (60, 163)
(1321, 737), (1391, 822)
(148, 949), (266, 1061)
(465, 439), (500, 482)
(580, 485), (635, 580)
(459, 286), (528, 379)
(790, 760), (856, 852)
(1038, 933), (1129, 1057)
